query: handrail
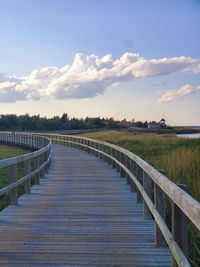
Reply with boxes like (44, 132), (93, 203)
(40, 133), (200, 267)
(0, 131), (52, 205)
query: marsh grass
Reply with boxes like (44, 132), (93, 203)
(80, 130), (200, 266)
(81, 131), (200, 200)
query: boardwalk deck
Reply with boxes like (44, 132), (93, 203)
(0, 144), (171, 266)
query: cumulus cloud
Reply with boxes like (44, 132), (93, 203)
(158, 84), (200, 103)
(0, 52), (200, 103)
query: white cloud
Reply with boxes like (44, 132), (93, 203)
(0, 52), (199, 103)
(158, 84), (200, 103)
(0, 81), (16, 90)
(143, 100), (154, 106)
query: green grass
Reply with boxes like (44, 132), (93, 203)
(80, 130), (200, 266)
(0, 145), (28, 160)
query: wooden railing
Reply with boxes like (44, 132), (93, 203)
(0, 132), (199, 267)
(42, 133), (200, 267)
(0, 132), (51, 205)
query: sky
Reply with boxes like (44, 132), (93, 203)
(0, 0), (200, 125)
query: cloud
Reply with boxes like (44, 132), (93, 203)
(158, 84), (200, 103)
(143, 101), (153, 106)
(0, 52), (200, 103)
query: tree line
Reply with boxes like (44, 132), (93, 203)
(0, 113), (124, 131)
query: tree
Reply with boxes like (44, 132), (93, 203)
(61, 113), (69, 123)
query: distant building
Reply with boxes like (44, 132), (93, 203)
(147, 121), (162, 129)
(120, 119), (132, 127)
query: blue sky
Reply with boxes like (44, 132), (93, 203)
(0, 0), (200, 125)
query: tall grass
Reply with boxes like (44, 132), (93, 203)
(80, 130), (200, 266)
(81, 131), (200, 200)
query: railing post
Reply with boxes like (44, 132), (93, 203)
(40, 153), (45, 178)
(154, 183), (166, 246)
(104, 146), (108, 163)
(99, 144), (103, 160)
(130, 160), (137, 192)
(85, 140), (89, 153)
(154, 169), (167, 246)
(87, 141), (90, 153)
(34, 156), (40, 185)
(116, 151), (120, 173)
(120, 153), (126, 178)
(95, 143), (98, 158)
(107, 147), (111, 165)
(91, 142), (94, 156)
(9, 164), (18, 205)
(45, 150), (49, 173)
(31, 134), (34, 149)
(111, 148), (116, 169)
(125, 157), (130, 184)
(118, 151), (121, 175)
(136, 165), (143, 203)
(172, 184), (188, 267)
(82, 139), (85, 152)
(143, 171), (153, 219)
(24, 159), (31, 194)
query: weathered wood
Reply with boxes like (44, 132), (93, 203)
(9, 163), (18, 205)
(1, 132), (196, 267)
(172, 184), (189, 267)
(24, 159), (31, 194)
(125, 157), (131, 184)
(130, 160), (137, 193)
(44, 133), (200, 233)
(143, 171), (153, 219)
(0, 136), (51, 169)
(136, 165), (143, 203)
(40, 153), (45, 178)
(0, 132), (51, 204)
(120, 153), (126, 178)
(154, 184), (166, 247)
(34, 157), (40, 185)
(116, 150), (121, 173)
(0, 144), (172, 266)
(111, 148), (116, 169)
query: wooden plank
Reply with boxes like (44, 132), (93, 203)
(44, 133), (200, 232)
(0, 144), (171, 266)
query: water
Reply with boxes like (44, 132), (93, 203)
(177, 133), (200, 139)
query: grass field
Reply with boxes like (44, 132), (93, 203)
(0, 145), (28, 160)
(80, 130), (200, 266)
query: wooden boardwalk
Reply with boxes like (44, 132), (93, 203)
(0, 144), (171, 266)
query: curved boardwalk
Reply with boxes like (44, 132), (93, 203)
(0, 144), (171, 266)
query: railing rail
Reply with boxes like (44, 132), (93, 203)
(40, 133), (200, 267)
(1, 132), (199, 267)
(0, 132), (51, 204)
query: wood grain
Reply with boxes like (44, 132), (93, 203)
(0, 144), (171, 266)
